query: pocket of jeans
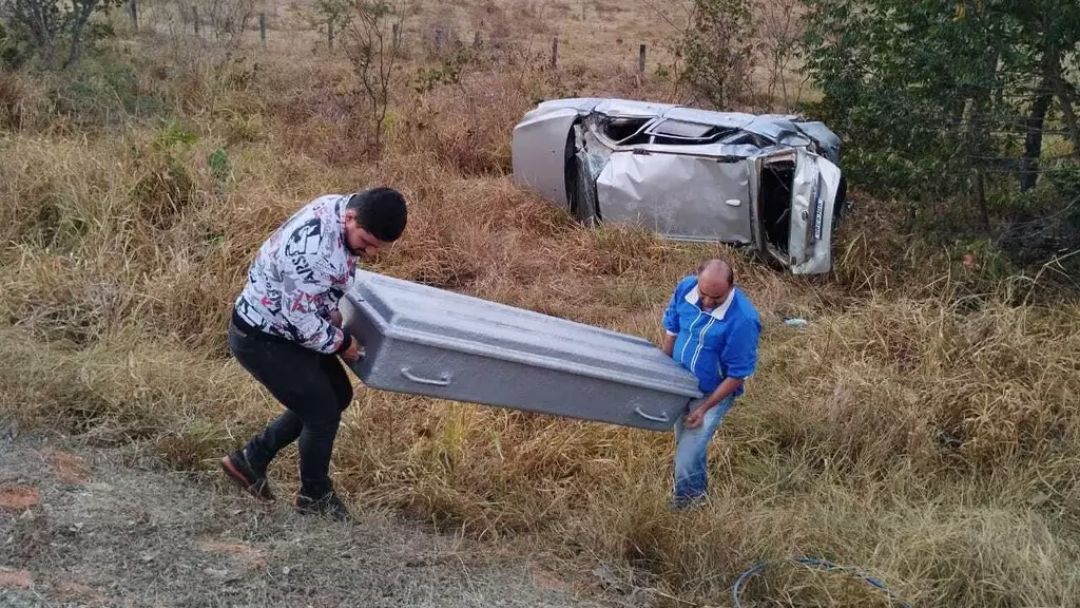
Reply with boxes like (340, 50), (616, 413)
(228, 323), (259, 357)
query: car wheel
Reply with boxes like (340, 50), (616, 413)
(565, 148), (600, 228)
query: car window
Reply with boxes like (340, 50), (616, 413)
(649, 120), (716, 138)
(645, 119), (732, 145)
(594, 115), (652, 144)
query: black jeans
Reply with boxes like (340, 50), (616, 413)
(227, 312), (353, 499)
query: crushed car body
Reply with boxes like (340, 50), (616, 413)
(511, 97), (846, 275)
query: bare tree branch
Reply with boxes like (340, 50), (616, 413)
(339, 0), (407, 157)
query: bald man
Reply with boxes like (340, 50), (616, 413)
(661, 258), (761, 509)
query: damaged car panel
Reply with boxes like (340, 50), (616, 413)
(510, 106), (579, 211)
(595, 151), (754, 243)
(511, 97), (846, 275)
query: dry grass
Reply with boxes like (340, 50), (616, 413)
(1, 4), (1079, 608)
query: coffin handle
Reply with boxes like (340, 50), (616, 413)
(633, 407), (670, 423)
(400, 367), (452, 386)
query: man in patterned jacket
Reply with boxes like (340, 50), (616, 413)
(220, 188), (408, 521)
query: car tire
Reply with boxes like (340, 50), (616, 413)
(569, 152), (600, 228)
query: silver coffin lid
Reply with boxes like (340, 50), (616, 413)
(343, 270), (703, 400)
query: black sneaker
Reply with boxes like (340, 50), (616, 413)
(220, 450), (275, 502)
(294, 490), (352, 522)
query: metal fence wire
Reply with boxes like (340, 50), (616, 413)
(731, 555), (913, 608)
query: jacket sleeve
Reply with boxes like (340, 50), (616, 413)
(719, 317), (761, 380)
(662, 279), (685, 336)
(277, 225), (348, 354)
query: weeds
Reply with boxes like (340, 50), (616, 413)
(0, 6), (1078, 608)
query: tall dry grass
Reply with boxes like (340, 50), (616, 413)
(1, 16), (1079, 608)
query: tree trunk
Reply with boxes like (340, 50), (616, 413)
(1020, 74), (1054, 191)
(965, 49), (998, 236)
(63, 0), (98, 69)
(1053, 74), (1080, 157)
(16, 0), (56, 69)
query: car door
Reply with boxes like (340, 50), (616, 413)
(593, 148), (755, 244)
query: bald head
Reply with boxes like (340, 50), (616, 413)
(698, 258), (734, 284)
(696, 258), (734, 312)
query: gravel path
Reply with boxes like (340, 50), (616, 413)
(0, 429), (618, 608)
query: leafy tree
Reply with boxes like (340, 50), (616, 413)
(0, 0), (122, 69)
(796, 0), (1080, 274)
(1, 18), (25, 68)
(799, 0), (1080, 203)
(676, 0), (756, 109)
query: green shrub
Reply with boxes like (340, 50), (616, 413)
(0, 19), (28, 69)
(48, 56), (165, 129)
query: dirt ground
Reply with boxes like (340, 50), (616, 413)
(0, 426), (628, 608)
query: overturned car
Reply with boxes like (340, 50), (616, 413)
(511, 98), (847, 275)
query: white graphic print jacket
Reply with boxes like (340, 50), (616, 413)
(234, 194), (357, 354)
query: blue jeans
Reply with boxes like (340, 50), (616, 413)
(672, 395), (735, 503)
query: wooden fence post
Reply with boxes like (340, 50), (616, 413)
(128, 0), (138, 30)
(193, 6), (199, 35)
(551, 36), (558, 69)
(259, 13), (266, 44)
(328, 19), (334, 50)
(638, 43), (646, 73)
(392, 23), (400, 47)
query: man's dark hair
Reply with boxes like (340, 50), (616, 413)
(347, 187), (408, 242)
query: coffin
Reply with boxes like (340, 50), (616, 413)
(338, 270), (703, 431)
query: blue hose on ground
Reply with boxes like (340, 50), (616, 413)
(731, 556), (912, 608)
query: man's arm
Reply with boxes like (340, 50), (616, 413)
(277, 236), (354, 356)
(694, 377), (744, 410)
(660, 283), (682, 357)
(683, 318), (760, 428)
(661, 333), (676, 357)
(280, 273), (354, 355)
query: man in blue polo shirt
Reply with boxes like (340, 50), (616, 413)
(661, 258), (761, 509)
